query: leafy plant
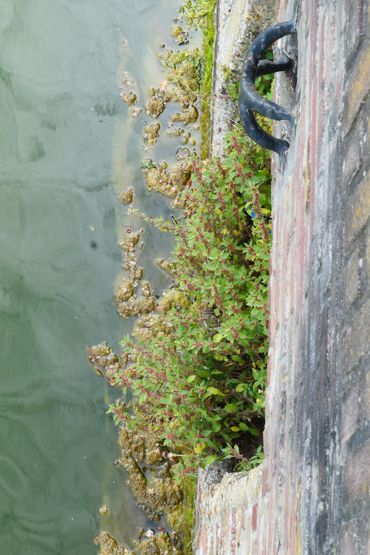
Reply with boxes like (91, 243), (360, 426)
(180, 0), (216, 31)
(108, 127), (271, 477)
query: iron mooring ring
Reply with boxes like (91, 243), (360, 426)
(239, 20), (297, 156)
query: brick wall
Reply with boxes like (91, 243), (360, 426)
(194, 0), (370, 552)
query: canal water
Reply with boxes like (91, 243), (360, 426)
(0, 0), (181, 553)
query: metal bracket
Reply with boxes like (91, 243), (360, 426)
(239, 20), (297, 155)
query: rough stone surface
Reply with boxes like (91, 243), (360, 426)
(194, 466), (264, 554)
(195, 0), (370, 552)
(210, 0), (275, 157)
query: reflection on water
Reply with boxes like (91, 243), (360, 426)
(0, 0), (179, 553)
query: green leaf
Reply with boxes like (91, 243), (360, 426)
(235, 383), (245, 393)
(205, 387), (225, 397)
(187, 375), (196, 383)
(224, 403), (238, 413)
(194, 442), (206, 454)
(203, 454), (218, 466)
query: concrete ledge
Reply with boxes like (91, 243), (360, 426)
(194, 465), (264, 554)
(211, 0), (274, 156)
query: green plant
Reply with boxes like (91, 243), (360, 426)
(222, 443), (264, 471)
(197, 0), (216, 158)
(173, 0), (216, 158)
(160, 48), (202, 106)
(108, 126), (271, 477)
(180, 0), (216, 31)
(222, 48), (274, 104)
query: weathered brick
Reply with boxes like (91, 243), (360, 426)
(342, 383), (361, 442)
(261, 467), (269, 497)
(344, 245), (362, 305)
(195, 1), (370, 553)
(251, 504), (258, 531)
(342, 296), (370, 371)
(343, 438), (370, 507)
(339, 520), (361, 555)
(364, 365), (370, 421)
(344, 0), (369, 62)
(345, 173), (370, 250)
(365, 227), (370, 284)
(343, 105), (369, 187)
(345, 45), (370, 133)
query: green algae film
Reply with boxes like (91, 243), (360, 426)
(0, 0), (180, 553)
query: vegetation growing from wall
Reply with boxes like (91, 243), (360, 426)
(91, 1), (273, 552)
(105, 126), (271, 478)
(179, 0), (217, 158)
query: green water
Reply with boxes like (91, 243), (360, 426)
(0, 1), (179, 553)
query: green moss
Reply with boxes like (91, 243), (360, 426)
(199, 3), (216, 159)
(182, 476), (197, 554)
(176, 0), (216, 158)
